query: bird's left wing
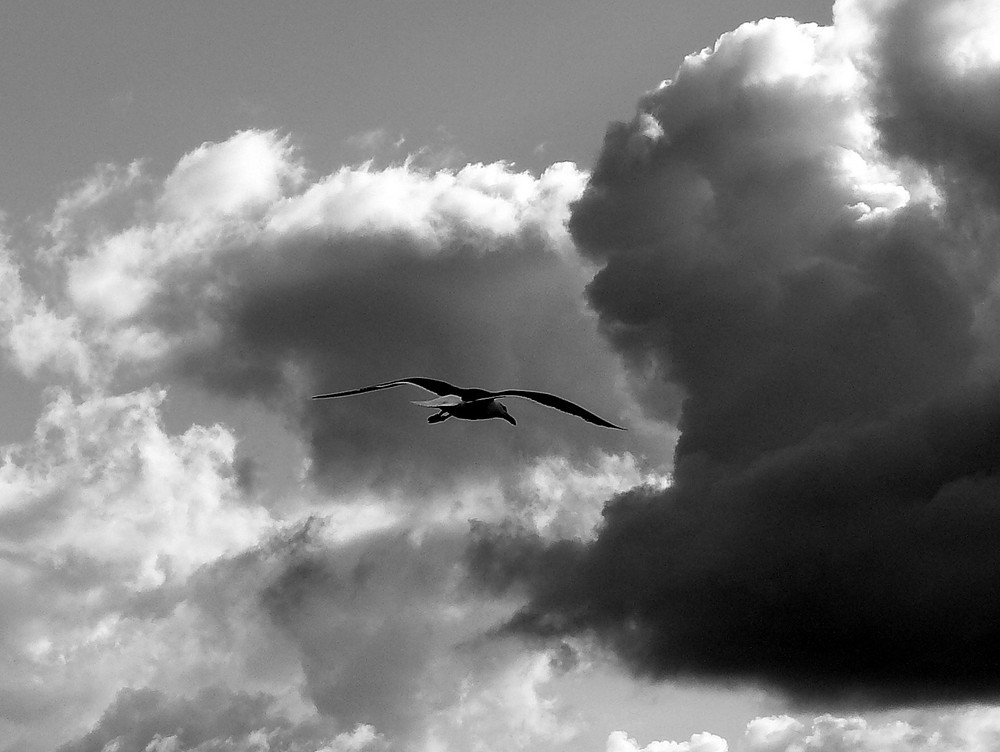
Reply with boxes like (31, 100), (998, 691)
(312, 377), (464, 400)
(487, 390), (626, 430)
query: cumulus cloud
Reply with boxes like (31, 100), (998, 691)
(853, 0), (1000, 200)
(1, 408), (609, 752)
(0, 388), (271, 585)
(608, 707), (1000, 752)
(16, 0), (1000, 748)
(0, 388), (280, 750)
(41, 511), (589, 752)
(218, 518), (579, 750)
(0, 131), (644, 494)
(606, 729), (728, 752)
(56, 686), (381, 752)
(469, 0), (1000, 705)
(0, 279), (653, 751)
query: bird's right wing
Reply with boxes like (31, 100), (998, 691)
(312, 377), (464, 400)
(487, 389), (626, 430)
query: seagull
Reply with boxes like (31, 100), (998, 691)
(312, 377), (625, 430)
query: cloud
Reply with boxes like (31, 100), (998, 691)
(235, 518), (580, 750)
(606, 729), (728, 752)
(56, 686), (382, 752)
(0, 131), (643, 495)
(45, 507), (594, 752)
(0, 388), (281, 750)
(0, 403), (616, 751)
(608, 707), (1000, 752)
(853, 0), (1000, 199)
(0, 388), (271, 589)
(0, 341), (655, 751)
(468, 0), (1000, 705)
(503, 452), (670, 541)
(15, 0), (1000, 747)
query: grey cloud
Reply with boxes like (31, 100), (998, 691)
(255, 520), (500, 737)
(863, 0), (1000, 200)
(610, 708), (1000, 752)
(469, 4), (1000, 706)
(170, 230), (630, 492)
(0, 388), (272, 748)
(6, 143), (641, 494)
(473, 384), (1000, 703)
(56, 686), (366, 752)
(185, 516), (577, 750)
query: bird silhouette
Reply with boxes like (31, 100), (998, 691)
(312, 377), (625, 429)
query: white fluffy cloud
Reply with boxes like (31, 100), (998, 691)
(608, 708), (1000, 752)
(505, 452), (670, 540)
(56, 686), (384, 752)
(0, 388), (271, 588)
(1, 130), (591, 386)
(606, 730), (728, 752)
(0, 150), (660, 744)
(0, 388), (277, 750)
(0, 387), (628, 750)
(0, 383), (643, 750)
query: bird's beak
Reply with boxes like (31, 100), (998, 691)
(504, 413), (516, 425)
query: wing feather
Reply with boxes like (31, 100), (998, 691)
(487, 389), (626, 430)
(312, 377), (464, 400)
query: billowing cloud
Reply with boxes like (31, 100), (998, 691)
(195, 518), (581, 750)
(0, 388), (280, 750)
(0, 400), (612, 751)
(606, 729), (728, 752)
(13, 0), (1000, 748)
(0, 131), (646, 494)
(855, 0), (1000, 199)
(56, 686), (381, 752)
(0, 366), (652, 751)
(469, 0), (1000, 705)
(608, 707), (1000, 752)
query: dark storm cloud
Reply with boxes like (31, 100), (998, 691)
(861, 0), (1000, 199)
(473, 384), (1000, 703)
(469, 2), (1000, 705)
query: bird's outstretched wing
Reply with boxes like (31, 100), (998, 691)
(485, 390), (626, 430)
(312, 377), (464, 400)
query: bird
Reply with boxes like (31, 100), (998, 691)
(312, 377), (625, 429)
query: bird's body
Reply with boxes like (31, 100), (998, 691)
(312, 377), (625, 430)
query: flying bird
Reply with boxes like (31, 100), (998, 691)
(312, 377), (625, 429)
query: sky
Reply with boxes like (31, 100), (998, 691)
(4, 1), (1000, 751)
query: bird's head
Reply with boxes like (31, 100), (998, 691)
(497, 402), (516, 425)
